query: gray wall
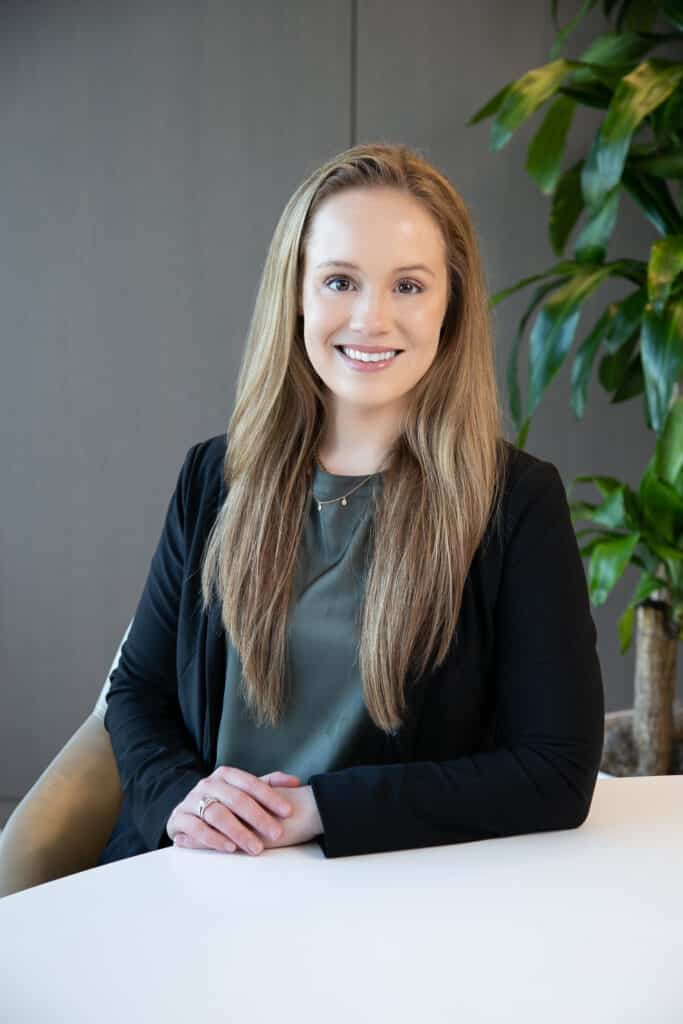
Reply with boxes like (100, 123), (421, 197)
(2, 1), (679, 816)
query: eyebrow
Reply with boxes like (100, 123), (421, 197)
(315, 259), (435, 279)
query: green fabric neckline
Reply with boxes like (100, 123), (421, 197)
(311, 463), (382, 501)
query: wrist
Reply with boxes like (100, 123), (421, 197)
(307, 785), (324, 835)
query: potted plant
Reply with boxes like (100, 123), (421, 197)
(469, 0), (683, 775)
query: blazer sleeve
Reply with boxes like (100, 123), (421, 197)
(104, 444), (208, 852)
(309, 459), (605, 858)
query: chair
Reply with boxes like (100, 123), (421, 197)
(0, 623), (131, 898)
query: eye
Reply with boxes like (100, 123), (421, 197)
(323, 275), (424, 295)
(396, 279), (423, 295)
(324, 275), (354, 293)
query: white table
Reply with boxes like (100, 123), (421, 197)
(1, 777), (681, 1023)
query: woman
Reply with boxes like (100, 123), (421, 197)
(100, 142), (604, 864)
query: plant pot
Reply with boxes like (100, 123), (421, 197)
(601, 705), (683, 776)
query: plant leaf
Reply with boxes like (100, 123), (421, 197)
(572, 474), (624, 496)
(526, 266), (614, 418)
(641, 529), (683, 564)
(648, 235), (683, 314)
(580, 535), (603, 554)
(490, 259), (581, 307)
(467, 82), (513, 126)
(512, 260), (646, 426)
(603, 0), (621, 17)
(526, 95), (576, 194)
(506, 277), (571, 429)
(655, 397), (683, 486)
(570, 499), (600, 521)
(570, 309), (613, 418)
(618, 605), (635, 651)
(618, 569), (665, 650)
(621, 165), (683, 235)
(640, 457), (683, 543)
(599, 328), (638, 392)
(515, 417), (532, 450)
(640, 298), (683, 433)
(611, 354), (645, 402)
(629, 147), (683, 179)
(578, 29), (662, 68)
(588, 532), (641, 605)
(652, 81), (683, 141)
(581, 534), (619, 557)
(605, 258), (647, 286)
(558, 82), (614, 109)
(574, 184), (622, 262)
(592, 487), (630, 528)
(662, 0), (683, 33)
(631, 571), (666, 606)
(618, 0), (663, 32)
(550, 0), (599, 58)
(603, 287), (648, 353)
(582, 60), (683, 209)
(492, 59), (579, 151)
(550, 160), (586, 255)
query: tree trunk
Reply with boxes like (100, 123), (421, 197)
(632, 602), (677, 774)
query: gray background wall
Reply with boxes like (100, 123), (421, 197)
(2, 1), (679, 824)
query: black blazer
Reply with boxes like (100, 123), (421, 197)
(102, 435), (604, 861)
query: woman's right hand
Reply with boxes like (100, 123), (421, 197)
(166, 766), (301, 856)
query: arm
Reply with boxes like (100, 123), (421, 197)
(309, 460), (605, 858)
(104, 444), (208, 852)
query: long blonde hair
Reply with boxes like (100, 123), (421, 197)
(201, 142), (508, 733)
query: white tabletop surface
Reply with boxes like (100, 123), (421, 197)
(1, 776), (681, 1023)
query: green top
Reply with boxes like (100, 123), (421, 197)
(214, 464), (382, 782)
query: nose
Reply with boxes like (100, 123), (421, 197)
(349, 287), (392, 336)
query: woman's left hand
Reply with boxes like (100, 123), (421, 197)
(172, 774), (323, 853)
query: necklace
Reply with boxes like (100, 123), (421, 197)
(313, 454), (374, 512)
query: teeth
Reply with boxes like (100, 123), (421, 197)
(341, 347), (398, 363)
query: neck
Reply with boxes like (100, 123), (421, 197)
(317, 400), (403, 476)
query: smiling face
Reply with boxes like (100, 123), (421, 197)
(299, 186), (450, 424)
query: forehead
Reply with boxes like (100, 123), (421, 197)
(304, 187), (446, 262)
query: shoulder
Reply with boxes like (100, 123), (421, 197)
(498, 440), (570, 546)
(175, 433), (228, 515)
(184, 433), (228, 484)
(500, 440), (564, 494)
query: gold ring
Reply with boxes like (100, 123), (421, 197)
(198, 796), (219, 820)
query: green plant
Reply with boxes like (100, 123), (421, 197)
(569, 395), (683, 650)
(469, 0), (683, 653)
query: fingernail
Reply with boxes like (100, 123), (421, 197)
(249, 839), (263, 855)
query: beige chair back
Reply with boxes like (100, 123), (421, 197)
(0, 620), (133, 898)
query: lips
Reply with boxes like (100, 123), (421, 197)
(334, 347), (402, 374)
(334, 346), (404, 354)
